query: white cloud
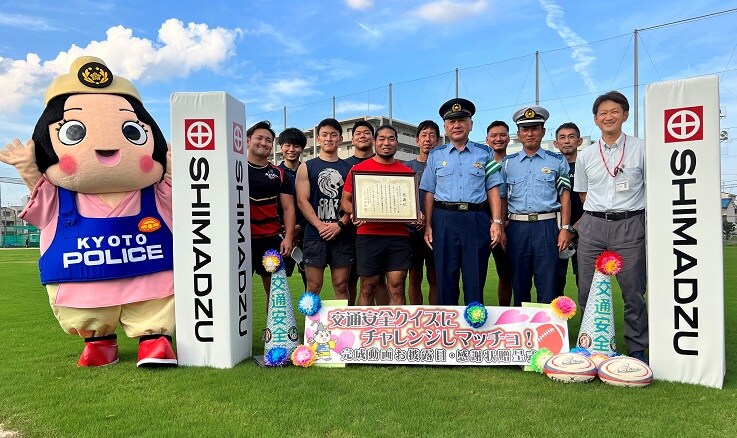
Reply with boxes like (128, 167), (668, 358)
(336, 100), (385, 115)
(303, 58), (364, 82)
(357, 22), (381, 37)
(539, 0), (597, 92)
(0, 19), (242, 114)
(245, 23), (307, 55)
(0, 12), (62, 30)
(413, 0), (488, 23)
(246, 76), (321, 112)
(345, 0), (374, 10)
(0, 54), (51, 110)
(268, 78), (318, 97)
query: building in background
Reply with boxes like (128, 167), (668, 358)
(272, 116), (431, 163)
(0, 205), (23, 227)
(0, 203), (37, 247)
(269, 115), (593, 163)
(722, 193), (736, 223)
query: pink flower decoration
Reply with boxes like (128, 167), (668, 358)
(550, 296), (577, 320)
(291, 345), (316, 367)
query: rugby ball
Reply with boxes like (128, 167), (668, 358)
(598, 356), (653, 387)
(536, 323), (566, 354)
(543, 353), (597, 383)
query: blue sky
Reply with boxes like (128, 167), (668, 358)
(2, 0), (737, 204)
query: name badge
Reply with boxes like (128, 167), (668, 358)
(615, 180), (629, 192)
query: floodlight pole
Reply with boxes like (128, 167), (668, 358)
(634, 29), (639, 137)
(455, 68), (459, 98)
(535, 50), (540, 106)
(389, 82), (393, 125)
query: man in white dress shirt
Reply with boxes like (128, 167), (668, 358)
(574, 91), (648, 364)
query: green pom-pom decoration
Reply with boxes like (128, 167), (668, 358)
(529, 348), (553, 373)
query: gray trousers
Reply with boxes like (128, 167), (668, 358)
(577, 212), (648, 353)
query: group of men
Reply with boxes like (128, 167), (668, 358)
(245, 90), (648, 363)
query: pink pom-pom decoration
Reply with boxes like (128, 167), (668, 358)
(589, 353), (610, 368)
(291, 345), (317, 367)
(550, 296), (577, 320)
(595, 251), (623, 275)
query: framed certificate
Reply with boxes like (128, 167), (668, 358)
(351, 171), (420, 222)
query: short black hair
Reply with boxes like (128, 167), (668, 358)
(277, 127), (306, 148)
(592, 91), (629, 114)
(416, 120), (440, 138)
(352, 120), (374, 136)
(555, 122), (581, 138)
(32, 94), (167, 174)
(486, 120), (509, 134)
(247, 120), (275, 139)
(317, 118), (342, 135)
(374, 124), (398, 139)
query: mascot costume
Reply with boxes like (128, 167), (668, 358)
(0, 56), (176, 367)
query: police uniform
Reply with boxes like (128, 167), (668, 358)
(502, 106), (571, 305)
(419, 98), (503, 305)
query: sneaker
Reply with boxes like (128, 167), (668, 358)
(137, 336), (177, 367)
(78, 336), (119, 367)
(630, 350), (649, 365)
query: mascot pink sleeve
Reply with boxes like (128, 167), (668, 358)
(0, 56), (176, 367)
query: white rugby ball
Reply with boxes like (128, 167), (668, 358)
(598, 356), (653, 387)
(543, 353), (597, 383)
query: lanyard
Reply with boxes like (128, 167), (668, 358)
(599, 134), (626, 177)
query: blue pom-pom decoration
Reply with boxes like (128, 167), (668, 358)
(264, 347), (289, 367)
(570, 347), (591, 357)
(298, 292), (322, 316)
(464, 301), (488, 329)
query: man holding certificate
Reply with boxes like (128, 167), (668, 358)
(341, 125), (417, 306)
(420, 98), (505, 306)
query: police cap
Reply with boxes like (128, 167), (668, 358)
(439, 98), (476, 120)
(44, 56), (142, 106)
(513, 106), (549, 127)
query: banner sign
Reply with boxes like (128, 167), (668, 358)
(645, 76), (725, 388)
(172, 92), (252, 368)
(303, 304), (569, 366)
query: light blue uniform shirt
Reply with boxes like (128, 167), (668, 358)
(501, 148), (570, 214)
(419, 141), (502, 204)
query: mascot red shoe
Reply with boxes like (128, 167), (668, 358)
(0, 56), (176, 367)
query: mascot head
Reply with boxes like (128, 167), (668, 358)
(31, 56), (167, 193)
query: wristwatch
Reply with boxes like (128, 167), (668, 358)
(492, 219), (503, 225)
(561, 224), (576, 234)
(337, 220), (345, 229)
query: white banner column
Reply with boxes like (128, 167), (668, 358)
(171, 92), (252, 368)
(645, 76), (725, 388)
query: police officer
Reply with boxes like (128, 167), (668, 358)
(501, 106), (574, 305)
(420, 98), (504, 305)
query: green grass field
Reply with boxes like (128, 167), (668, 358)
(0, 248), (735, 437)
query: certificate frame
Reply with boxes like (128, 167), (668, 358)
(351, 171), (420, 222)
